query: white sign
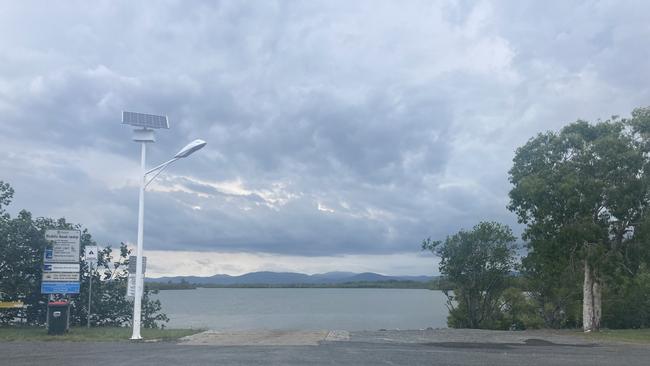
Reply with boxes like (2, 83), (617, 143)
(84, 246), (98, 261)
(44, 229), (80, 262)
(127, 274), (136, 298)
(42, 272), (80, 282)
(128, 256), (147, 274)
(43, 263), (80, 273)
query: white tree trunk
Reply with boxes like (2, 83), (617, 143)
(593, 274), (602, 330)
(583, 261), (594, 332)
(583, 260), (601, 332)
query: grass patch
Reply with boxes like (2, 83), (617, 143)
(581, 329), (650, 344)
(0, 326), (203, 342)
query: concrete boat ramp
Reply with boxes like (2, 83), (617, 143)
(179, 329), (350, 346)
(178, 328), (594, 347)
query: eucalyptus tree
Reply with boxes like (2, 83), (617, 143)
(508, 108), (650, 331)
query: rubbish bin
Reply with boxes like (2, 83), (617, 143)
(47, 301), (70, 335)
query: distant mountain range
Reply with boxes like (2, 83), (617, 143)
(148, 271), (434, 285)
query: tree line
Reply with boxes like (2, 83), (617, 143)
(0, 182), (168, 328)
(423, 107), (650, 332)
(148, 278), (448, 290)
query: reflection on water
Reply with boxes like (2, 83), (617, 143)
(154, 288), (448, 330)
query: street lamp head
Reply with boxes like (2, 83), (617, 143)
(174, 139), (207, 159)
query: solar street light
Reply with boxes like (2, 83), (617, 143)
(121, 111), (206, 340)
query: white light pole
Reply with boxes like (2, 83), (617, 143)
(122, 111), (206, 340)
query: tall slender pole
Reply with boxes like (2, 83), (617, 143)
(131, 141), (146, 340)
(87, 263), (92, 328)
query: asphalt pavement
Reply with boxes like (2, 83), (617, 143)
(2, 329), (649, 365)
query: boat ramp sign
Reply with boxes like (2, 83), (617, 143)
(41, 282), (80, 294)
(41, 229), (81, 295)
(44, 229), (81, 263)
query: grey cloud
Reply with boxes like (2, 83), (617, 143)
(2, 1), (649, 258)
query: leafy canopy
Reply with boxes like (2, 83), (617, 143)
(508, 117), (650, 250)
(508, 107), (650, 328)
(423, 221), (517, 329)
(0, 181), (168, 328)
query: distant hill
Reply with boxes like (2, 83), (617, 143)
(148, 271), (435, 286)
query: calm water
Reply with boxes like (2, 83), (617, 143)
(154, 288), (448, 331)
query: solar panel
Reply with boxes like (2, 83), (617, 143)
(122, 111), (169, 129)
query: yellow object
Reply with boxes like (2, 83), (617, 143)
(0, 301), (24, 309)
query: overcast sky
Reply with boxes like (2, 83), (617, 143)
(1, 1), (649, 277)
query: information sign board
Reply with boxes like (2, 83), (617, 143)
(43, 263), (80, 273)
(42, 229), (81, 295)
(41, 282), (80, 294)
(42, 272), (80, 282)
(44, 230), (81, 262)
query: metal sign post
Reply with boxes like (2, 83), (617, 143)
(84, 246), (98, 328)
(87, 263), (92, 328)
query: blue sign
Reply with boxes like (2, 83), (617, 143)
(41, 282), (80, 294)
(43, 264), (52, 271)
(44, 249), (53, 261)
